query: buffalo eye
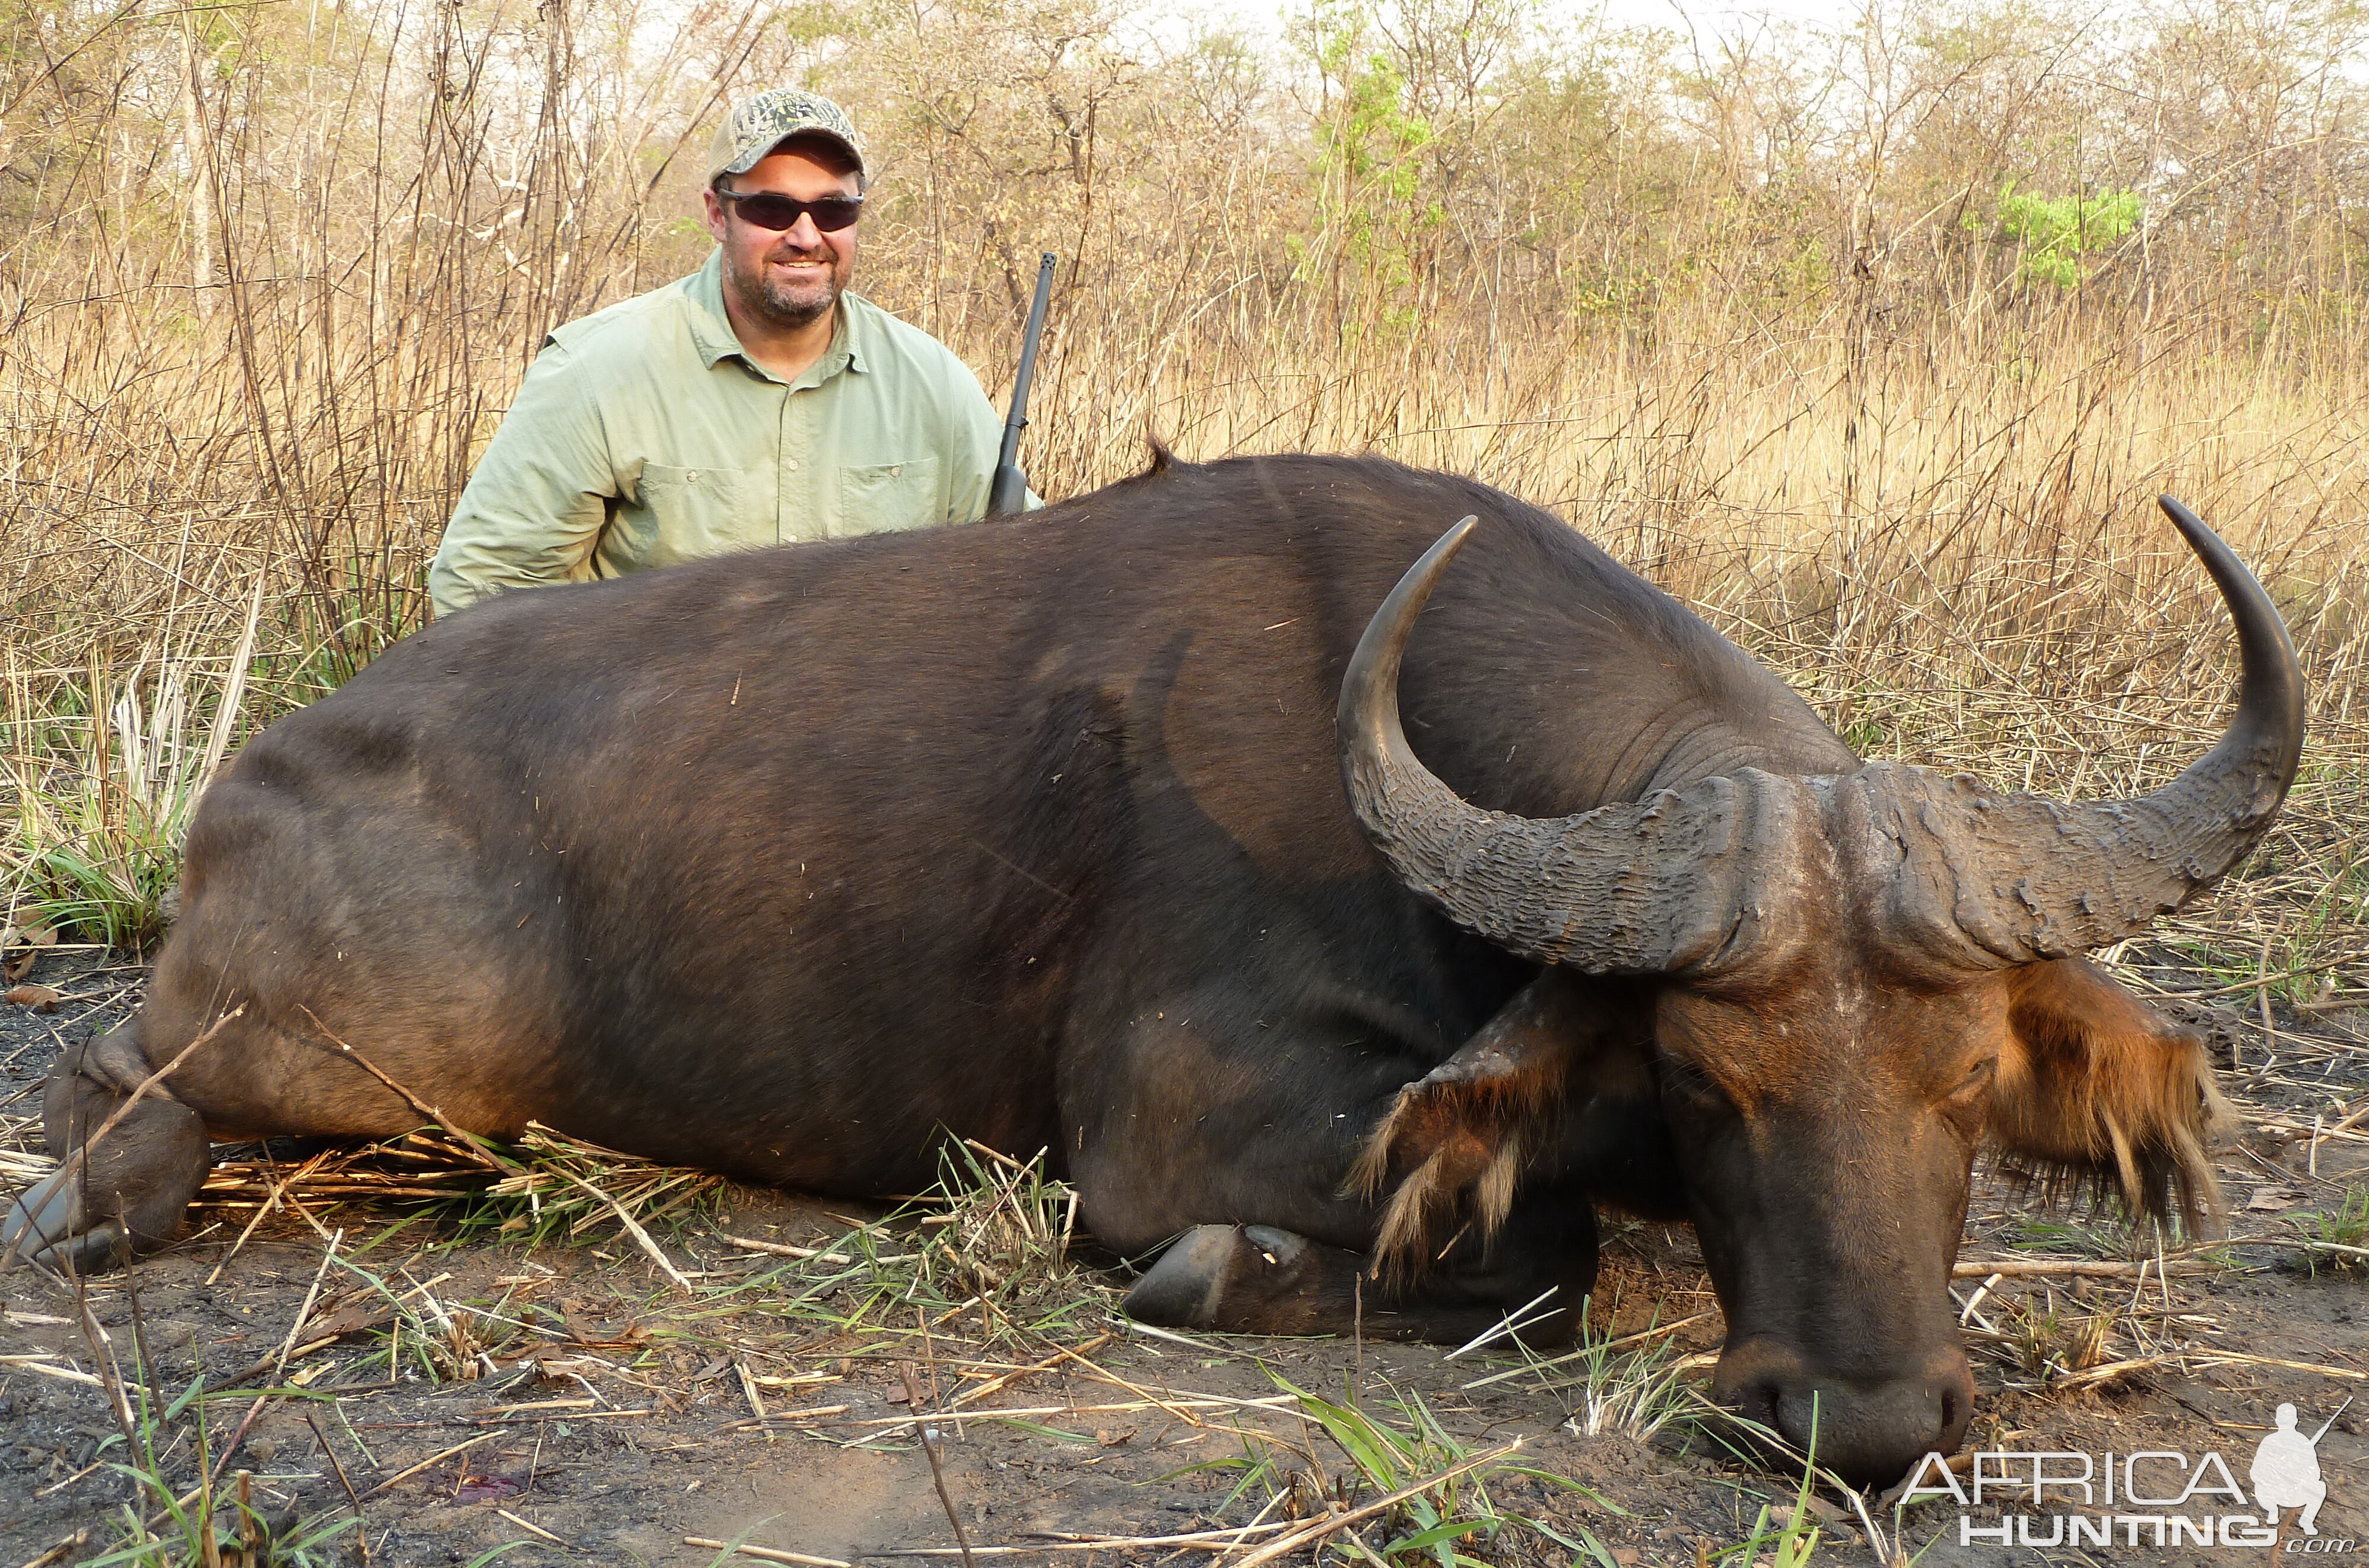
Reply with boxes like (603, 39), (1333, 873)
(1657, 1057), (1741, 1121)
(1939, 1056), (1997, 1129)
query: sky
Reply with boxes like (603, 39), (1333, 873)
(1162, 0), (1873, 53)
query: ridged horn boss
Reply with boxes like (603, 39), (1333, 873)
(1337, 499), (2306, 976)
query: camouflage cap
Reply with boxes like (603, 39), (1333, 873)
(706, 89), (866, 185)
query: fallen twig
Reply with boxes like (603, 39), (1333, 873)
(2189, 1351), (2368, 1382)
(905, 1361), (977, 1568)
(1015, 1523), (1298, 1550)
(1951, 1258), (2207, 1279)
(495, 1508), (573, 1548)
(547, 1165), (694, 1292)
(704, 1404), (855, 1434)
(14, 1528), (90, 1568)
(357, 1429), (506, 1500)
(1110, 1317), (1249, 1357)
(944, 1332), (1114, 1411)
(205, 1148), (335, 1286)
(681, 1540), (852, 1568)
(1049, 1342), (1221, 1430)
(845, 1395), (1298, 1433)
(717, 1231), (915, 1265)
(0, 1355), (103, 1388)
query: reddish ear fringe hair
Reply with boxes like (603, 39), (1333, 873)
(1986, 970), (2233, 1241)
(1350, 1059), (1568, 1283)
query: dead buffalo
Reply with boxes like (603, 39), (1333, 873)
(5, 454), (2301, 1486)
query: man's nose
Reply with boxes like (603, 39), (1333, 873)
(784, 213), (824, 249)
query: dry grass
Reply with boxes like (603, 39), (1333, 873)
(5, 2), (2367, 990)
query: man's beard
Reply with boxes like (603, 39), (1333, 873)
(730, 245), (843, 331)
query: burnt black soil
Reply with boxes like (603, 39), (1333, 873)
(1, 950), (2363, 1567)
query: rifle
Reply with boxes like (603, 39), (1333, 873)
(986, 252), (1056, 516)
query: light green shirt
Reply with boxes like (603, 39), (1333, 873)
(429, 250), (1007, 617)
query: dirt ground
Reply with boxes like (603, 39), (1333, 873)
(1, 948), (2363, 1568)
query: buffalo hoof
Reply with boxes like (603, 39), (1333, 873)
(1123, 1224), (1340, 1335)
(3, 1167), (134, 1275)
(13, 1026), (213, 1275)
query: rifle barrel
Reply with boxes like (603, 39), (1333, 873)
(987, 253), (1057, 516)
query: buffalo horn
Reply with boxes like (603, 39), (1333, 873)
(1336, 518), (1815, 977)
(1339, 501), (2306, 977)
(1870, 496), (2306, 965)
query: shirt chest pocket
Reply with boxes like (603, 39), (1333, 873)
(830, 456), (944, 539)
(624, 464), (758, 566)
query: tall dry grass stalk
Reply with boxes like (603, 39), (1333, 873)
(2, 0), (2365, 980)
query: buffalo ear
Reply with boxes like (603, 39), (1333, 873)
(1989, 957), (2231, 1237)
(1351, 972), (1618, 1277)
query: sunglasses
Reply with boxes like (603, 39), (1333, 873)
(714, 189), (863, 233)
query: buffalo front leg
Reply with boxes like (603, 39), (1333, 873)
(2, 1023), (209, 1274)
(1089, 971), (1626, 1345)
(1123, 1186), (1600, 1345)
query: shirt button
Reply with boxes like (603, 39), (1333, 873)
(685, 470), (699, 483)
(787, 458), (800, 472)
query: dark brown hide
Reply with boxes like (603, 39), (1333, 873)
(5, 458), (2296, 1488)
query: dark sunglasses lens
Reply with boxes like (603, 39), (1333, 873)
(733, 195), (802, 230)
(733, 194), (861, 232)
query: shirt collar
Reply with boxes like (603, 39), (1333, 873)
(688, 250), (872, 386)
(686, 250), (742, 369)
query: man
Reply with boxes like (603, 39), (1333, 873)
(428, 90), (1011, 618)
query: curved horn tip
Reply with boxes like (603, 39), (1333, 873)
(2151, 494), (2304, 726)
(1399, 515), (1484, 613)
(1427, 514), (1482, 569)
(1338, 515), (1486, 747)
(2157, 494), (2211, 545)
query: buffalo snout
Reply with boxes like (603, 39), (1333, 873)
(1710, 1334), (1975, 1488)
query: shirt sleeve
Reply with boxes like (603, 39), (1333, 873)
(939, 358), (1004, 525)
(938, 355), (1047, 521)
(428, 341), (615, 617)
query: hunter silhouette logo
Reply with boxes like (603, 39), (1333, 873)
(2253, 1401), (2340, 1536)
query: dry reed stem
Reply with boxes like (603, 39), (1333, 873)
(354, 1430), (505, 1502)
(543, 1164), (694, 1293)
